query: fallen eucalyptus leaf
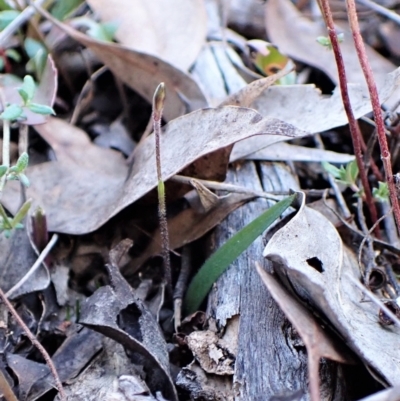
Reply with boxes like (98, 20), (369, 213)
(184, 194), (296, 314)
(2, 108), (309, 234)
(263, 192), (400, 385)
(79, 241), (178, 401)
(86, 0), (207, 71)
(36, 5), (207, 121)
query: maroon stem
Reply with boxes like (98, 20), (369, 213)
(345, 0), (400, 235)
(319, 0), (380, 236)
(0, 287), (66, 400)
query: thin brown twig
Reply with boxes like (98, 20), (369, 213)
(345, 0), (400, 235)
(0, 288), (66, 400)
(318, 0), (380, 237)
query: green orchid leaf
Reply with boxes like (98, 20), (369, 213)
(184, 194), (296, 314)
(1, 103), (23, 120)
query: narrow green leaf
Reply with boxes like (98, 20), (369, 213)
(0, 103), (23, 120)
(10, 199), (31, 228)
(184, 194), (296, 314)
(28, 103), (55, 115)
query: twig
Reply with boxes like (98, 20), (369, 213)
(171, 174), (282, 201)
(346, 273), (400, 328)
(356, 0), (400, 25)
(6, 233), (58, 298)
(345, 0), (400, 235)
(318, 0), (380, 236)
(174, 246), (192, 331)
(0, 0), (46, 47)
(0, 287), (66, 400)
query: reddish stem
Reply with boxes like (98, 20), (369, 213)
(345, 0), (400, 235)
(319, 0), (380, 236)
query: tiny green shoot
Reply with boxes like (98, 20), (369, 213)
(184, 194), (296, 314)
(317, 33), (344, 50)
(372, 182), (389, 203)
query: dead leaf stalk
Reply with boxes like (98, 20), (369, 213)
(5, 233), (58, 298)
(153, 82), (172, 292)
(0, 369), (18, 401)
(0, 286), (66, 400)
(345, 0), (400, 235)
(318, 0), (380, 237)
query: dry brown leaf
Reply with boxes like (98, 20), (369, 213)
(263, 192), (400, 386)
(86, 0), (207, 71)
(265, 0), (395, 89)
(127, 190), (255, 273)
(239, 142), (354, 163)
(230, 68), (400, 160)
(2, 107), (308, 234)
(36, 5), (207, 121)
(256, 263), (353, 401)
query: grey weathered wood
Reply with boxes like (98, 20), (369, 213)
(206, 161), (347, 401)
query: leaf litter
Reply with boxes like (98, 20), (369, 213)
(1, 0), (400, 400)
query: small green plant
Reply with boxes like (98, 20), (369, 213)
(372, 181), (389, 203)
(317, 33), (344, 50)
(322, 160), (389, 202)
(0, 74), (55, 237)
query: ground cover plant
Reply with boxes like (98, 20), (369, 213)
(1, 0), (400, 400)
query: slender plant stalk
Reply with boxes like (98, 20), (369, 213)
(0, 287), (66, 400)
(318, 0), (380, 236)
(153, 83), (172, 291)
(344, 0), (400, 235)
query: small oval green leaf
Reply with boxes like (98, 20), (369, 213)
(184, 194), (296, 314)
(1, 103), (23, 120)
(28, 103), (55, 115)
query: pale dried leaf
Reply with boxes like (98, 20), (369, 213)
(38, 6), (207, 121)
(2, 107), (308, 234)
(263, 193), (400, 385)
(265, 0), (395, 89)
(86, 0), (207, 71)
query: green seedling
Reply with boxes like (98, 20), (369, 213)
(317, 33), (344, 50)
(0, 9), (20, 30)
(0, 199), (31, 238)
(323, 160), (389, 202)
(184, 194), (296, 314)
(322, 160), (359, 192)
(372, 182), (389, 203)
